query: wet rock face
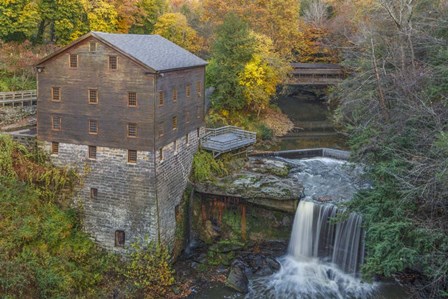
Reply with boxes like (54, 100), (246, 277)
(226, 259), (250, 293)
(225, 254), (282, 293)
(203, 220), (220, 243)
(195, 158), (304, 213)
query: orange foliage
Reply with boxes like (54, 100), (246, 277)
(0, 40), (57, 74)
(203, 0), (300, 57)
(294, 23), (339, 63)
(114, 0), (145, 32)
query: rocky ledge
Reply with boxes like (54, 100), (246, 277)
(195, 158), (304, 213)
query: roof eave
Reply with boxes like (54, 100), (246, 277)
(157, 63), (208, 73)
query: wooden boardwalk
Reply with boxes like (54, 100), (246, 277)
(0, 90), (37, 107)
(201, 126), (257, 157)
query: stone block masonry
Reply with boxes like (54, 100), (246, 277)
(155, 127), (204, 246)
(43, 127), (202, 252)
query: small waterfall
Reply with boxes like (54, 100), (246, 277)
(288, 200), (364, 275)
(247, 200), (374, 299)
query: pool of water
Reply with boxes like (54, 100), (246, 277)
(273, 88), (348, 151)
(193, 272), (409, 299)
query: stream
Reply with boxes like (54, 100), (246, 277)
(190, 89), (407, 298)
(273, 87), (347, 150)
(192, 157), (409, 299)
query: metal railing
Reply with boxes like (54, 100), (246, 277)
(204, 126), (256, 138)
(201, 126), (257, 157)
(0, 90), (37, 107)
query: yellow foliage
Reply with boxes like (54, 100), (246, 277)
(81, 0), (119, 32)
(238, 32), (290, 116)
(203, 0), (301, 57)
(153, 12), (202, 53)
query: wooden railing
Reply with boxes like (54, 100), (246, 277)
(285, 74), (343, 85)
(0, 90), (37, 107)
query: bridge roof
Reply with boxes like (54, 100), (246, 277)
(291, 63), (342, 70)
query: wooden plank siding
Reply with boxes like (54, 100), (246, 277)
(37, 35), (205, 151)
(154, 67), (205, 149)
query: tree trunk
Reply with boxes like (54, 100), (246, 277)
(370, 37), (390, 122)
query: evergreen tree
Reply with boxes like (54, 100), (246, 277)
(207, 14), (255, 111)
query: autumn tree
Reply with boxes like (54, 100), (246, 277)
(130, 0), (167, 34)
(153, 12), (201, 52)
(203, 0), (301, 57)
(113, 0), (145, 33)
(0, 0), (40, 42)
(81, 0), (119, 32)
(292, 23), (339, 63)
(239, 33), (290, 116)
(207, 14), (256, 111)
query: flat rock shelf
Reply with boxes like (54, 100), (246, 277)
(194, 157), (304, 213)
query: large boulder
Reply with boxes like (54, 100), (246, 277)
(246, 254), (281, 276)
(195, 158), (304, 213)
(226, 259), (249, 293)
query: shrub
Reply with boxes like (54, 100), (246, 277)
(191, 150), (228, 182)
(124, 238), (175, 298)
(255, 123), (273, 140)
(0, 135), (118, 298)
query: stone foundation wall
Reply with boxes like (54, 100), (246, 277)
(42, 127), (202, 252)
(155, 127), (203, 246)
(10, 134), (36, 149)
(43, 142), (157, 252)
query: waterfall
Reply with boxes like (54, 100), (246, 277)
(247, 200), (374, 299)
(288, 200), (364, 275)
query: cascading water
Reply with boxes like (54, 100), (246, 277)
(246, 158), (376, 299)
(289, 201), (364, 276)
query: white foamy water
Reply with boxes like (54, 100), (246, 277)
(247, 255), (376, 299)
(247, 201), (375, 299)
(285, 157), (369, 203)
(246, 158), (376, 299)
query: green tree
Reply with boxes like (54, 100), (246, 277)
(153, 12), (201, 53)
(0, 0), (40, 42)
(207, 14), (256, 111)
(130, 0), (167, 34)
(36, 0), (88, 44)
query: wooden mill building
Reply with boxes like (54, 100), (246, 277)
(35, 31), (207, 251)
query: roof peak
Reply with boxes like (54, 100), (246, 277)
(92, 31), (159, 37)
(36, 31), (207, 72)
(91, 31), (207, 71)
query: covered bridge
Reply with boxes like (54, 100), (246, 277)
(286, 63), (344, 85)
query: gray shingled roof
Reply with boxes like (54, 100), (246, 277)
(92, 32), (207, 71)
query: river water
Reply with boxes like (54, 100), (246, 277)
(273, 88), (348, 150)
(192, 89), (407, 298)
(193, 158), (409, 299)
